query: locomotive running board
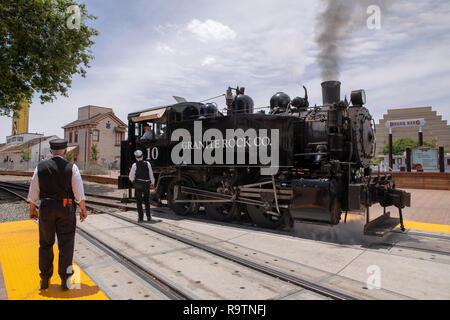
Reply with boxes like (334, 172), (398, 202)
(364, 212), (400, 237)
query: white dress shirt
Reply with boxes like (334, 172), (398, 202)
(129, 161), (155, 185)
(27, 156), (86, 205)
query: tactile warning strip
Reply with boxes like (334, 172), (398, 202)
(0, 220), (108, 300)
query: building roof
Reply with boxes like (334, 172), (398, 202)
(0, 136), (57, 155)
(62, 111), (127, 129)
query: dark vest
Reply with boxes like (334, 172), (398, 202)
(135, 161), (150, 180)
(38, 157), (74, 200)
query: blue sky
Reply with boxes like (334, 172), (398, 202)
(1, 0), (449, 141)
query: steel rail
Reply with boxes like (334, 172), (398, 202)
(0, 181), (126, 202)
(85, 203), (358, 300)
(3, 181), (449, 257)
(0, 184), (193, 300)
(75, 227), (193, 300)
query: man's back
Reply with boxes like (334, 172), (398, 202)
(37, 157), (74, 200)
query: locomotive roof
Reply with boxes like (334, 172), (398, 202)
(128, 102), (205, 121)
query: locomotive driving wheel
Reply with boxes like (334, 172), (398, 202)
(246, 205), (291, 229)
(204, 203), (239, 222)
(167, 176), (197, 216)
(203, 177), (239, 221)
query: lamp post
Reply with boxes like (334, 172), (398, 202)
(388, 128), (393, 171)
(38, 136), (42, 162)
(418, 127), (423, 147)
(84, 128), (92, 170)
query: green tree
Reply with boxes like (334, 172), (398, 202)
(0, 0), (99, 116)
(371, 157), (383, 165)
(382, 137), (436, 155)
(21, 148), (31, 162)
(65, 150), (74, 162)
(90, 144), (99, 162)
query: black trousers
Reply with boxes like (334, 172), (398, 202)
(135, 187), (150, 220)
(38, 200), (76, 281)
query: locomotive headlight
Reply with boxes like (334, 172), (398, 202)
(351, 89), (366, 106)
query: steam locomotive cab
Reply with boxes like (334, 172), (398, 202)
(119, 82), (411, 236)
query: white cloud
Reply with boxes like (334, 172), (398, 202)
(156, 43), (174, 54)
(187, 19), (236, 42)
(201, 56), (216, 66)
(1, 0), (449, 143)
(155, 23), (179, 35)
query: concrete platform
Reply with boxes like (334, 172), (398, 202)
(106, 208), (450, 300)
(78, 214), (302, 300)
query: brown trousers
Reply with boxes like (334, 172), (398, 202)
(38, 200), (76, 281)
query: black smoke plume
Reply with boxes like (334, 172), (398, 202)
(315, 0), (387, 80)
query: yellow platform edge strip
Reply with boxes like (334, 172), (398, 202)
(0, 220), (109, 300)
(402, 221), (450, 234)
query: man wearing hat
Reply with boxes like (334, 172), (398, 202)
(129, 150), (155, 222)
(27, 139), (87, 291)
(140, 123), (154, 140)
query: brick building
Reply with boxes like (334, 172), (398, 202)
(62, 106), (127, 168)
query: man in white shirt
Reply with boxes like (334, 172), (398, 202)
(129, 150), (155, 222)
(27, 139), (87, 291)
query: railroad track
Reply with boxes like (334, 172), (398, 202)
(0, 180), (359, 300)
(3, 180), (449, 299)
(0, 183), (193, 300)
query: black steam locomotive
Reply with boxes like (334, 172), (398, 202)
(119, 81), (410, 236)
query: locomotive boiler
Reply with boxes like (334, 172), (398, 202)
(119, 81), (411, 236)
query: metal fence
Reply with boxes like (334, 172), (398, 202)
(0, 160), (120, 178)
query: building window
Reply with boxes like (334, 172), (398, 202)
(69, 132), (73, 143)
(447, 159), (450, 166)
(92, 130), (99, 142)
(115, 132), (124, 146)
(74, 131), (78, 143)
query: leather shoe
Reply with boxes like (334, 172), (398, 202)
(146, 215), (152, 222)
(40, 278), (50, 290)
(138, 219), (144, 223)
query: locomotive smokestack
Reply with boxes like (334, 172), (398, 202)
(321, 80), (341, 105)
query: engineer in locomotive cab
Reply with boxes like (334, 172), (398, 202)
(140, 123), (154, 140)
(129, 150), (155, 222)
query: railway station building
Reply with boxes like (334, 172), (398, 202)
(62, 105), (127, 169)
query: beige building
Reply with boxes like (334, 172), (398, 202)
(0, 134), (59, 170)
(375, 107), (450, 156)
(62, 106), (127, 168)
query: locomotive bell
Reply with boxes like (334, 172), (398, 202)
(270, 92), (291, 112)
(321, 81), (341, 105)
